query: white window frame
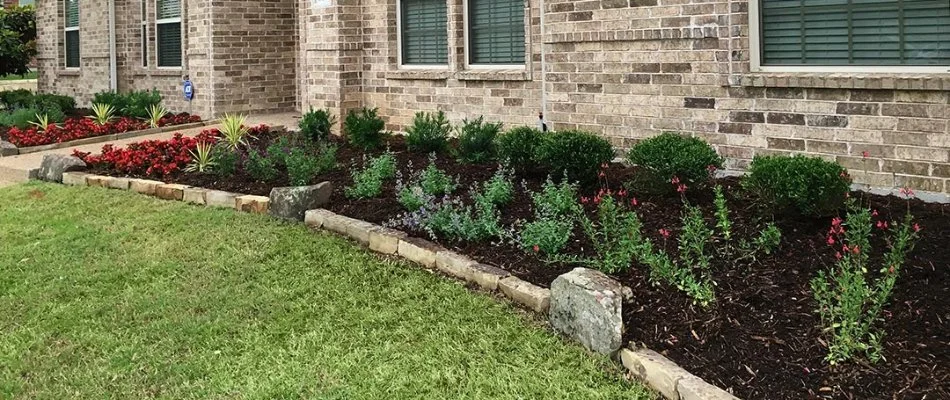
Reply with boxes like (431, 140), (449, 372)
(395, 0), (449, 70)
(155, 0), (183, 70)
(141, 0), (148, 68)
(462, 0), (527, 70)
(63, 1), (79, 70)
(749, 1), (950, 74)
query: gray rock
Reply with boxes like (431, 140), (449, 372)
(549, 267), (624, 354)
(0, 140), (16, 156)
(268, 182), (332, 221)
(37, 154), (86, 182)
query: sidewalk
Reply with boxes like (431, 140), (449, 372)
(0, 112), (298, 187)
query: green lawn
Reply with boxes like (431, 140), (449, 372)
(0, 183), (651, 399)
(0, 71), (37, 81)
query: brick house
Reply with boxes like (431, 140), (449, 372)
(36, 1), (950, 192)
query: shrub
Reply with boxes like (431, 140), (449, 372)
(535, 130), (614, 182)
(31, 93), (75, 114)
(475, 166), (514, 206)
(212, 145), (238, 177)
(519, 217), (573, 256)
(299, 107), (336, 143)
(345, 152), (397, 199)
(0, 89), (33, 109)
(88, 103), (116, 125)
(742, 155), (851, 217)
(0, 6), (36, 77)
(574, 194), (643, 274)
(93, 89), (161, 119)
(456, 116), (502, 163)
(285, 147), (334, 186)
(246, 150), (278, 181)
(344, 107), (387, 150)
(396, 159), (457, 211)
(496, 126), (542, 170)
(185, 141), (216, 173)
(812, 201), (919, 364)
(530, 174), (581, 218)
(406, 110), (451, 153)
(218, 113), (251, 150)
(265, 136), (293, 167)
(626, 132), (723, 187)
(391, 194), (502, 242)
(0, 107), (39, 128)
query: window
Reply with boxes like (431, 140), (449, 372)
(399, 0), (448, 66)
(753, 0), (950, 71)
(156, 0), (181, 68)
(141, 0), (148, 67)
(63, 0), (79, 68)
(467, 0), (525, 65)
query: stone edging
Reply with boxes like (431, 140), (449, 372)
(57, 171), (739, 400)
(12, 121), (213, 155)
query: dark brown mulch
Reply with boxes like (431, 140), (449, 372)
(94, 130), (949, 400)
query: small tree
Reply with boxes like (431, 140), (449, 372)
(0, 6), (36, 78)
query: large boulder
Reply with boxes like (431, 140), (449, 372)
(268, 182), (333, 221)
(0, 141), (16, 156)
(549, 267), (624, 354)
(37, 154), (86, 182)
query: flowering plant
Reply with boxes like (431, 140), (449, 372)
(7, 113), (201, 147)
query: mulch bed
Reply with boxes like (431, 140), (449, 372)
(92, 129), (949, 400)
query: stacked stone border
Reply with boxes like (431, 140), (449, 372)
(0, 120), (213, 157)
(55, 167), (740, 400)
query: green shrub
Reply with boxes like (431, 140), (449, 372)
(0, 107), (39, 128)
(286, 148), (322, 186)
(406, 110), (451, 153)
(0, 89), (33, 109)
(93, 89), (161, 119)
(31, 93), (75, 114)
(417, 197), (502, 242)
(345, 152), (397, 199)
(212, 145), (238, 177)
(396, 160), (457, 211)
(535, 130), (614, 182)
(496, 126), (542, 170)
(265, 136), (293, 167)
(246, 150), (278, 181)
(531, 175), (581, 218)
(742, 155), (851, 217)
(344, 107), (388, 150)
(456, 116), (502, 163)
(475, 166), (514, 206)
(519, 217), (573, 256)
(626, 132), (723, 187)
(299, 107), (336, 143)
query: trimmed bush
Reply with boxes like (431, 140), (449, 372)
(343, 107), (387, 150)
(0, 89), (33, 109)
(406, 110), (451, 153)
(455, 116), (502, 163)
(534, 130), (614, 182)
(31, 93), (75, 114)
(496, 126), (542, 170)
(93, 89), (161, 119)
(0, 107), (39, 128)
(299, 107), (336, 143)
(742, 155), (851, 217)
(626, 132), (723, 187)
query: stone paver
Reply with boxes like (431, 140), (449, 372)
(0, 113), (298, 185)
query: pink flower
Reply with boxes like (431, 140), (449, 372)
(913, 223), (921, 232)
(532, 245), (540, 253)
(842, 245), (850, 253)
(835, 252), (842, 260)
(630, 198), (638, 206)
(831, 217), (843, 227)
(862, 151), (870, 158)
(876, 220), (888, 230)
(581, 197), (589, 204)
(676, 184), (688, 194)
(671, 176), (680, 185)
(852, 246), (860, 254)
(871, 209), (879, 217)
(618, 189), (627, 198)
(826, 236), (835, 245)
(900, 187), (916, 198)
(659, 229), (671, 239)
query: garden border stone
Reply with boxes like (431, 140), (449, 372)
(0, 140), (16, 157)
(183, 187), (208, 205)
(37, 154), (86, 183)
(56, 172), (744, 400)
(268, 182), (333, 221)
(105, 177), (131, 190)
(205, 190), (239, 208)
(129, 179), (163, 196)
(549, 268), (624, 355)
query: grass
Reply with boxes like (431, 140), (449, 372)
(0, 183), (652, 399)
(0, 71), (37, 81)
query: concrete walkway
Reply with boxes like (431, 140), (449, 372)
(0, 112), (298, 186)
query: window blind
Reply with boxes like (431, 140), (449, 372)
(65, 30), (80, 68)
(761, 0), (950, 66)
(157, 22), (181, 67)
(400, 0), (448, 65)
(64, 0), (79, 27)
(157, 0), (181, 19)
(468, 0), (525, 64)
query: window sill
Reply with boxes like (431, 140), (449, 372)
(385, 70), (452, 81)
(132, 69), (185, 78)
(59, 68), (80, 76)
(456, 69), (530, 82)
(737, 72), (949, 91)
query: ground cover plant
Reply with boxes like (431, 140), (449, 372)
(0, 183), (651, 399)
(80, 120), (949, 399)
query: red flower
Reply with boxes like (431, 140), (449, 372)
(671, 176), (680, 185)
(900, 187), (915, 198)
(532, 245), (540, 253)
(852, 245), (860, 254)
(862, 151), (870, 158)
(835, 252), (842, 260)
(676, 184), (687, 193)
(826, 236), (835, 245)
(876, 220), (888, 230)
(618, 189), (627, 198)
(871, 209), (879, 216)
(630, 197), (638, 206)
(581, 197), (589, 204)
(913, 223), (921, 232)
(659, 229), (671, 239)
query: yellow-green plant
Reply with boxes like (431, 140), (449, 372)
(218, 113), (251, 150)
(87, 103), (116, 126)
(145, 104), (167, 128)
(28, 113), (55, 132)
(185, 141), (216, 173)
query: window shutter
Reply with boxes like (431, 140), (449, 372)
(65, 31), (80, 68)
(469, 0), (525, 64)
(157, 0), (181, 19)
(401, 0), (448, 65)
(64, 0), (79, 27)
(761, 0), (950, 66)
(157, 22), (181, 67)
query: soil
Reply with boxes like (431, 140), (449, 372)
(94, 130), (949, 400)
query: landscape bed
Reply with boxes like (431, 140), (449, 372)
(77, 122), (949, 399)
